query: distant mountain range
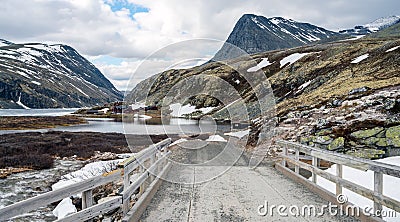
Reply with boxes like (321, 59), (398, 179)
(213, 14), (341, 60)
(339, 15), (400, 36)
(0, 40), (122, 109)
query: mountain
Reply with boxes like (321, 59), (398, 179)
(213, 14), (341, 61)
(339, 15), (400, 36)
(369, 22), (400, 38)
(128, 36), (400, 158)
(0, 40), (122, 109)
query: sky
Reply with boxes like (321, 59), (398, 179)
(0, 0), (399, 91)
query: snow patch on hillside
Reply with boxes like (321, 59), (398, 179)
(16, 94), (30, 109)
(170, 103), (215, 117)
(386, 46), (399, 52)
(247, 58), (273, 72)
(351, 54), (369, 64)
(280, 53), (311, 68)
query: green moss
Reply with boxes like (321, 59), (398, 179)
(346, 149), (385, 159)
(376, 138), (388, 147)
(316, 129), (333, 136)
(328, 137), (345, 150)
(313, 136), (332, 145)
(386, 125), (400, 147)
(350, 127), (384, 139)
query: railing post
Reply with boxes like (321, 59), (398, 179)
(82, 189), (93, 209)
(139, 165), (145, 196)
(295, 149), (300, 174)
(374, 172), (383, 218)
(150, 153), (156, 181)
(122, 165), (130, 215)
(281, 145), (288, 167)
(336, 164), (343, 196)
(312, 156), (318, 183)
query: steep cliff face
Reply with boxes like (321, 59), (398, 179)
(0, 40), (122, 109)
(213, 14), (341, 60)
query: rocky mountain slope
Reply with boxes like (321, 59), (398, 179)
(339, 15), (400, 36)
(0, 39), (122, 109)
(128, 32), (400, 158)
(213, 14), (341, 60)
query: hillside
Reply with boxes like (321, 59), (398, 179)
(0, 40), (122, 109)
(128, 36), (400, 158)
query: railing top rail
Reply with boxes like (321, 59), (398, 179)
(119, 138), (171, 168)
(277, 140), (400, 178)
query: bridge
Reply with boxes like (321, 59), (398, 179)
(0, 138), (399, 221)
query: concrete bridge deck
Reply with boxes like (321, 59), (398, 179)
(140, 140), (353, 221)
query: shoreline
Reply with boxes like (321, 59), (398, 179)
(0, 116), (87, 130)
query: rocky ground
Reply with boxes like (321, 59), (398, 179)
(251, 85), (400, 159)
(0, 131), (176, 178)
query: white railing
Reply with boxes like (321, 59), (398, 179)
(276, 140), (400, 221)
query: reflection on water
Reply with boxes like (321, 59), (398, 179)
(0, 108), (79, 117)
(0, 109), (231, 135)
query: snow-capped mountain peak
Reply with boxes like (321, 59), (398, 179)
(364, 15), (400, 32)
(213, 14), (340, 60)
(0, 39), (14, 47)
(339, 15), (400, 36)
(0, 39), (122, 108)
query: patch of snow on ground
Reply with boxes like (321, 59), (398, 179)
(133, 113), (152, 119)
(224, 129), (250, 138)
(313, 156), (400, 222)
(52, 198), (77, 219)
(280, 53), (311, 68)
(247, 58), (273, 72)
(295, 80), (313, 94)
(351, 54), (369, 64)
(206, 135), (227, 142)
(131, 103), (146, 110)
(170, 103), (215, 117)
(170, 138), (188, 146)
(52, 159), (122, 191)
(31, 81), (41, 85)
(386, 46), (399, 52)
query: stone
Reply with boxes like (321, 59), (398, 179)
(346, 148), (385, 159)
(348, 86), (370, 95)
(316, 128), (332, 136)
(350, 127), (384, 139)
(332, 99), (343, 107)
(376, 138), (388, 147)
(328, 137), (345, 150)
(313, 136), (333, 145)
(386, 125), (400, 147)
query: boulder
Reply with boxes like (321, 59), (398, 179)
(328, 137), (345, 150)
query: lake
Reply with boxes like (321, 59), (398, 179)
(0, 109), (231, 135)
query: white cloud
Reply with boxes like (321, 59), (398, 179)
(0, 0), (399, 90)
